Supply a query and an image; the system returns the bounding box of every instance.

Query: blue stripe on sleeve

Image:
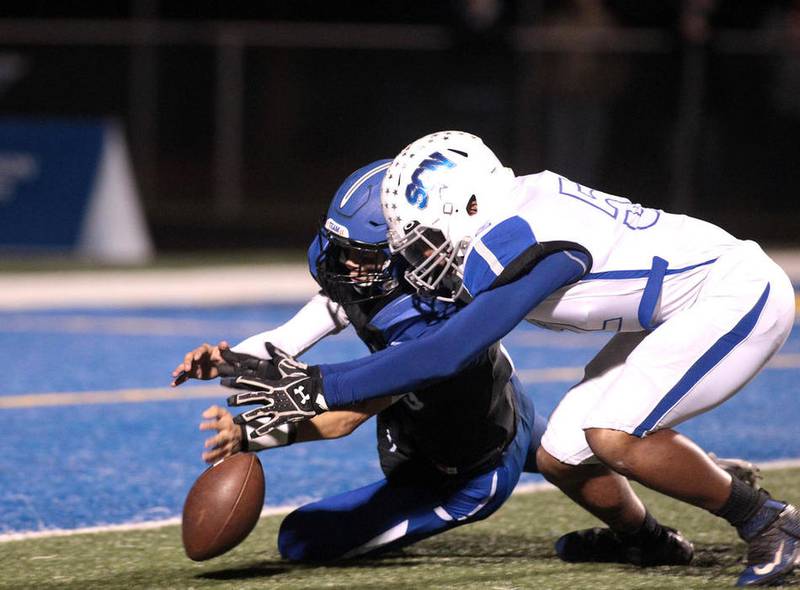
[463,248,497,298]
[633,283,770,436]
[482,216,537,265]
[463,216,537,297]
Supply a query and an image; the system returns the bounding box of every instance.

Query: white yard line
[0,253,797,311]
[0,505,293,543]
[0,314,272,336]
[0,264,317,310]
[2,459,799,544]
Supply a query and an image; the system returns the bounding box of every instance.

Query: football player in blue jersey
[174,160,557,560]
[221,134,798,586]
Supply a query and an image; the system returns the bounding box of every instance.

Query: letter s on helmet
[380,131,515,301]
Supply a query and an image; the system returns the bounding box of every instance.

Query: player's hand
[224,374,325,434]
[199,404,242,463]
[217,345,282,381]
[217,342,307,382]
[171,341,230,386]
[224,345,326,435]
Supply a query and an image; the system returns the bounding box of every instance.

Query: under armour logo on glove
[222,356,326,434]
[293,385,310,405]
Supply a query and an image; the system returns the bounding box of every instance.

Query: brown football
[181,452,265,561]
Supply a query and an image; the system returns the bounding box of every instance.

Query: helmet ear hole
[467,195,478,216]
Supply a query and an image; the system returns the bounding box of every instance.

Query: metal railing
[1,17,797,240]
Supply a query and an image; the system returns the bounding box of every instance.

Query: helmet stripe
[339,161,392,208]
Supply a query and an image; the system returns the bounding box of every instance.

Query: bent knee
[536,446,574,482]
[585,428,640,475]
[536,445,614,487]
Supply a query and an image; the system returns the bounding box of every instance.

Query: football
[181,452,265,561]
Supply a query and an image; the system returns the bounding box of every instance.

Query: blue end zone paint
[1,304,798,534]
[0,304,370,394]
[0,400,384,534]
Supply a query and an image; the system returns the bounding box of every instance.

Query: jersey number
[558,177,659,230]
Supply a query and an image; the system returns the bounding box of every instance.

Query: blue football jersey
[343,291,518,479]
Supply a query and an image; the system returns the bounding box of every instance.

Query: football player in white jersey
[226,132,798,586]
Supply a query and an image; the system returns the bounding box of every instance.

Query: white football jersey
[461,171,743,332]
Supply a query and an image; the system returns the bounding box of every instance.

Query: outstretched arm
[199,397,392,463]
[232,293,349,359]
[172,293,348,385]
[319,250,586,407]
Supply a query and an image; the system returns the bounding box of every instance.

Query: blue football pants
[278,386,546,561]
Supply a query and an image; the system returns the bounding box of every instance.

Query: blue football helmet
[308,160,400,304]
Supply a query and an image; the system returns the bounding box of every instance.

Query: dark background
[2,0,798,252]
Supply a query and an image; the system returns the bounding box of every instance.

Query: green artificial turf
[3,469,798,589]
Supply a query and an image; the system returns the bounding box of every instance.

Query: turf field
[1,275,798,589]
[2,468,799,590]
[2,304,799,535]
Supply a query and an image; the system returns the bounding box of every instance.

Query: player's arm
[294,397,393,441]
[232,292,349,359]
[319,250,587,407]
[171,293,348,386]
[199,398,392,463]
[218,250,588,428]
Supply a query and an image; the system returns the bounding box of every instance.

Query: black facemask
[315,230,400,305]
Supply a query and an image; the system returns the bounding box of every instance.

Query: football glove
[240,421,297,452]
[223,344,327,435]
[218,344,292,381]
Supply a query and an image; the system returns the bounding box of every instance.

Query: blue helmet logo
[405,151,455,210]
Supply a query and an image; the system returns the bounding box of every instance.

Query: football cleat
[555,525,694,566]
[736,501,800,586]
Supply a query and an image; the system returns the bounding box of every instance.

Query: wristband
[241,422,298,452]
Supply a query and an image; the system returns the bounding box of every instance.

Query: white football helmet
[381,131,515,300]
